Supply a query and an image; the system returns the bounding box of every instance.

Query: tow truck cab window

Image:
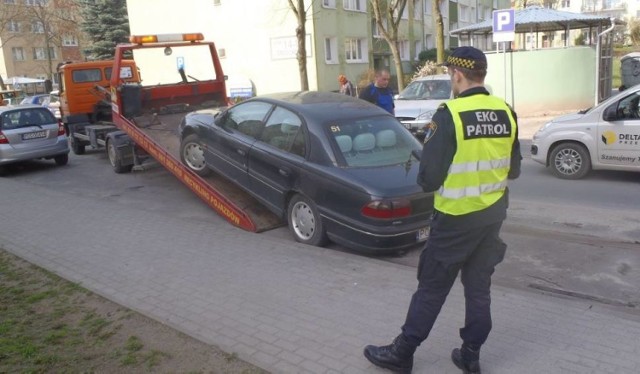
[72,69,102,83]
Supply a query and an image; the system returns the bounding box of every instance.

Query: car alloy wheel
[550,142,591,180]
[287,194,328,247]
[180,134,211,177]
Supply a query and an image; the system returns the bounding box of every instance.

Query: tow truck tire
[549,142,591,180]
[54,154,68,166]
[287,194,328,247]
[70,137,85,155]
[180,134,211,177]
[107,139,133,174]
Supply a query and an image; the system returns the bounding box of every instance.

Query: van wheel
[180,134,211,177]
[287,194,328,247]
[54,154,68,166]
[549,143,591,179]
[70,137,85,155]
[107,139,133,174]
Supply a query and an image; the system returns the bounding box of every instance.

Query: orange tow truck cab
[57,60,140,123]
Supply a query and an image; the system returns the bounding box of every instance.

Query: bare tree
[0,4,27,90]
[433,0,445,71]
[370,0,411,91]
[287,0,311,90]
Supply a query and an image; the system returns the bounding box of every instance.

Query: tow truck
[79,33,281,232]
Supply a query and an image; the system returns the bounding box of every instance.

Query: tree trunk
[433,0,445,73]
[0,76,6,91]
[390,42,405,91]
[290,0,309,91]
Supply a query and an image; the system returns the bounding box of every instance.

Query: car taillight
[57,120,65,136]
[361,199,412,219]
[0,131,7,144]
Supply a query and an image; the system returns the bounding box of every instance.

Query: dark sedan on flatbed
[178,91,433,252]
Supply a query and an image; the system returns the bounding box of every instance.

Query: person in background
[359,69,394,114]
[363,46,522,374]
[338,74,356,97]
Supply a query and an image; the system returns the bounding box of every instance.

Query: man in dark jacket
[363,46,522,374]
[359,68,395,114]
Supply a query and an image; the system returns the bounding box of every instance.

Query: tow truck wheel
[180,134,211,177]
[107,139,133,174]
[287,194,328,247]
[70,137,85,155]
[549,142,591,180]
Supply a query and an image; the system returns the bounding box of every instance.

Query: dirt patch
[0,249,268,374]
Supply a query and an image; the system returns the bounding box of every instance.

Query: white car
[394,74,451,139]
[531,84,640,179]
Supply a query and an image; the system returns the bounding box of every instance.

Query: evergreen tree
[79,0,129,60]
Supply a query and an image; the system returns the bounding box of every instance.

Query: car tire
[549,142,591,180]
[70,137,85,155]
[180,134,211,177]
[107,139,133,174]
[54,154,68,166]
[287,194,328,247]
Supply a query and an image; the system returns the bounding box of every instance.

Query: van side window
[73,69,102,83]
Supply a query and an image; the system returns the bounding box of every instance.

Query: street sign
[492,9,515,43]
[176,56,185,70]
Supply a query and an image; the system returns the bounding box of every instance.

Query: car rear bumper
[0,137,69,165]
[323,213,431,252]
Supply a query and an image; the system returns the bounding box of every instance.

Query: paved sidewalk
[1,178,639,374]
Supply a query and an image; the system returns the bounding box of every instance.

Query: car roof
[0,104,52,113]
[250,91,391,122]
[410,74,450,82]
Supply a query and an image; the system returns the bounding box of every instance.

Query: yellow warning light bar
[129,33,204,44]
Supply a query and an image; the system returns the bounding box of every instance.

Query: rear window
[1,108,56,130]
[328,116,421,167]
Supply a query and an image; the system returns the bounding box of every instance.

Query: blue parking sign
[176,56,185,70]
[493,9,515,33]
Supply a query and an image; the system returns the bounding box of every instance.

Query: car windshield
[397,79,451,100]
[328,116,421,167]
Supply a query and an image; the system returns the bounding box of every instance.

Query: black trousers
[401,219,507,355]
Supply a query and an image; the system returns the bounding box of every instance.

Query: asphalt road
[4,145,640,315]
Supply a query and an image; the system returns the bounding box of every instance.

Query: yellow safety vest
[434,94,517,216]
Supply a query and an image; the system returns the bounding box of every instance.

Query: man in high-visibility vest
[364,46,522,374]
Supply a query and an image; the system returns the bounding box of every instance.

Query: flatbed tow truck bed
[129,111,283,232]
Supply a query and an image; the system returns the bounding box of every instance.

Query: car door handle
[278,167,291,177]
[236,148,246,156]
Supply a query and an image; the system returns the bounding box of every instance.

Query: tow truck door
[598,90,640,168]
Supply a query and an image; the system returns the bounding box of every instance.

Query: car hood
[549,112,586,124]
[339,161,425,197]
[394,99,445,119]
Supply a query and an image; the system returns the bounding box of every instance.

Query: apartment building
[127,0,509,95]
[0,0,85,92]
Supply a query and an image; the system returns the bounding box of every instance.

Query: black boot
[363,334,415,374]
[451,347,481,374]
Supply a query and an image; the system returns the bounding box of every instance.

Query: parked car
[179,91,433,252]
[0,104,69,175]
[394,74,451,139]
[20,94,49,106]
[531,83,640,179]
[41,90,61,119]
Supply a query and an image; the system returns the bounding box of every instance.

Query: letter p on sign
[492,9,515,42]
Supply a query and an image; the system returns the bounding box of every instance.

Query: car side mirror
[602,104,618,122]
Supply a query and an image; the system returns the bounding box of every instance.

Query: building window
[32,21,44,33]
[8,20,19,32]
[372,18,387,38]
[33,47,55,60]
[414,40,422,61]
[560,0,570,7]
[218,48,226,58]
[324,37,337,64]
[62,34,78,46]
[12,47,25,61]
[26,0,46,5]
[213,0,221,5]
[344,38,367,62]
[414,0,422,20]
[343,0,365,12]
[5,0,17,5]
[425,34,433,49]
[323,0,336,8]
[459,5,469,22]
[424,0,432,15]
[399,40,410,61]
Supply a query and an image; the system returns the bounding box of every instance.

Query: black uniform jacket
[417,86,522,229]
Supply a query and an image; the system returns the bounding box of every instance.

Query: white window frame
[32,21,44,33]
[399,40,410,61]
[8,20,19,32]
[33,47,46,60]
[12,47,25,61]
[344,38,367,63]
[323,0,336,8]
[343,0,365,12]
[372,18,387,38]
[560,0,570,8]
[62,34,78,46]
[459,4,469,22]
[325,37,338,64]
